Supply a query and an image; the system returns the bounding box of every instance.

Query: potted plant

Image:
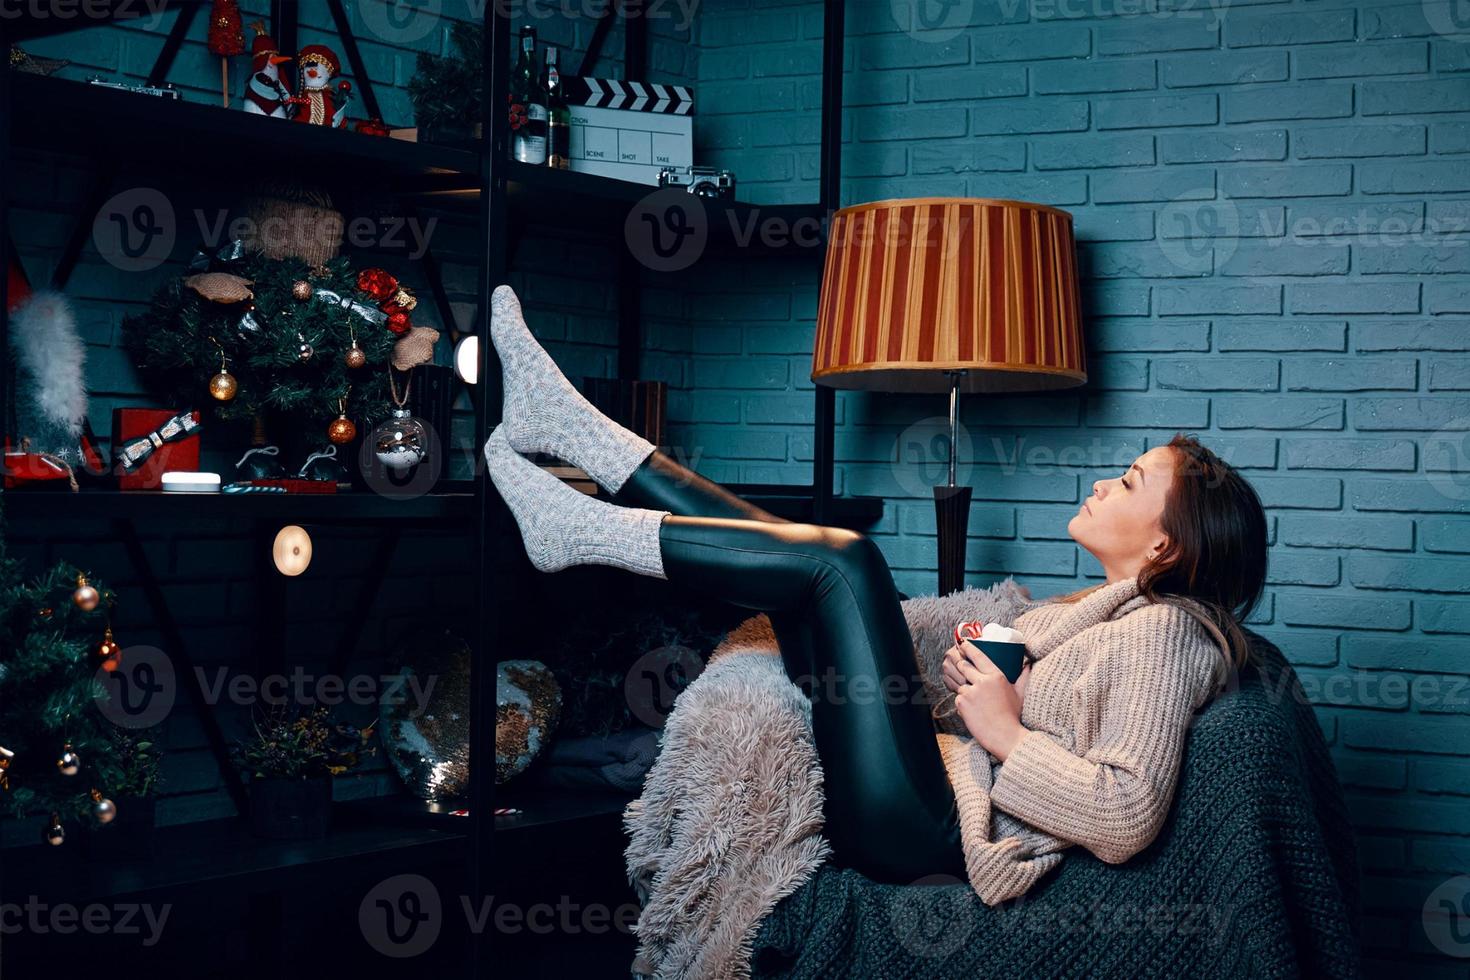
[230,705,375,840]
[80,730,163,861]
[407,20,483,147]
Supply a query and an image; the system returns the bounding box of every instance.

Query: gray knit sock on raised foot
[484,425,669,578]
[490,284,655,493]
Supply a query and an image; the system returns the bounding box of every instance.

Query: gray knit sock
[491,284,656,493]
[484,424,669,578]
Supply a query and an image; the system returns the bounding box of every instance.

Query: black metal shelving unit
[1,2,860,971]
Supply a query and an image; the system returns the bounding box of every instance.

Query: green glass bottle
[543,44,570,170]
[509,26,546,164]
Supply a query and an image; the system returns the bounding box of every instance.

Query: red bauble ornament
[207,0,245,55]
[386,311,411,335]
[357,268,398,302]
[355,117,390,137]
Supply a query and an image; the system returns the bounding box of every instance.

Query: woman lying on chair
[482,284,1269,884]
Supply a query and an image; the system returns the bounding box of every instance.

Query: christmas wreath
[123,245,428,433]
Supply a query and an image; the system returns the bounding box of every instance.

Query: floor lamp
[811,197,1088,596]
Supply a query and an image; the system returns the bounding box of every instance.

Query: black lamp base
[934,484,972,597]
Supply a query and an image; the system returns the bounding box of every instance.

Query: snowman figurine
[242,22,292,117]
[291,44,352,128]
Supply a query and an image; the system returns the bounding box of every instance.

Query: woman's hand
[943,642,1030,761]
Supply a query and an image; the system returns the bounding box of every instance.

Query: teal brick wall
[8,1,1470,970]
[668,1,1470,973]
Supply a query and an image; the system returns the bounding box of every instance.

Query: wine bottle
[544,44,570,170]
[509,26,547,165]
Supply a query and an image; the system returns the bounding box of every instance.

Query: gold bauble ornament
[209,369,238,402]
[344,343,366,369]
[72,575,100,611]
[91,789,117,825]
[44,813,65,846]
[57,743,80,776]
[327,415,357,445]
[292,280,313,301]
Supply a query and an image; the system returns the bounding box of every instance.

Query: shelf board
[2,799,467,903]
[0,488,475,525]
[494,783,636,834]
[414,162,828,254]
[505,163,828,254]
[8,73,481,188]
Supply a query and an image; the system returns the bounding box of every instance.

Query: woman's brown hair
[1050,433,1269,672]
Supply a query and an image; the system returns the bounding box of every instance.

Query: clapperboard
[562,77,694,186]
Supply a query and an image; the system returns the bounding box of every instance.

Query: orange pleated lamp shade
[812,197,1087,394]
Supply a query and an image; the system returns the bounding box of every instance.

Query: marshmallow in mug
[954,620,1027,647]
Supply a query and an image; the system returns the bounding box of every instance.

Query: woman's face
[1068,446,1177,583]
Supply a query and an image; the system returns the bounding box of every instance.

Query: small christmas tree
[0,504,157,843]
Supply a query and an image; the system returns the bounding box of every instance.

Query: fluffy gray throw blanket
[623,578,1033,979]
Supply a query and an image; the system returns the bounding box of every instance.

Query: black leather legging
[614,451,966,883]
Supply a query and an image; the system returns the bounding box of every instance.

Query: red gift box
[111,408,202,490]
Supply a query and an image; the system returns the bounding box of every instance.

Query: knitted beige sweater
[933,576,1231,905]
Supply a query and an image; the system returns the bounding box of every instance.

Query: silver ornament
[57,744,80,776]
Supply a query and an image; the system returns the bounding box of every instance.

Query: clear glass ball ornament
[372,408,428,471]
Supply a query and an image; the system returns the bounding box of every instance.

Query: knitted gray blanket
[748,631,1362,979]
[623,578,1037,979]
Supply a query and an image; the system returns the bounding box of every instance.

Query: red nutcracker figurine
[291,44,352,128]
